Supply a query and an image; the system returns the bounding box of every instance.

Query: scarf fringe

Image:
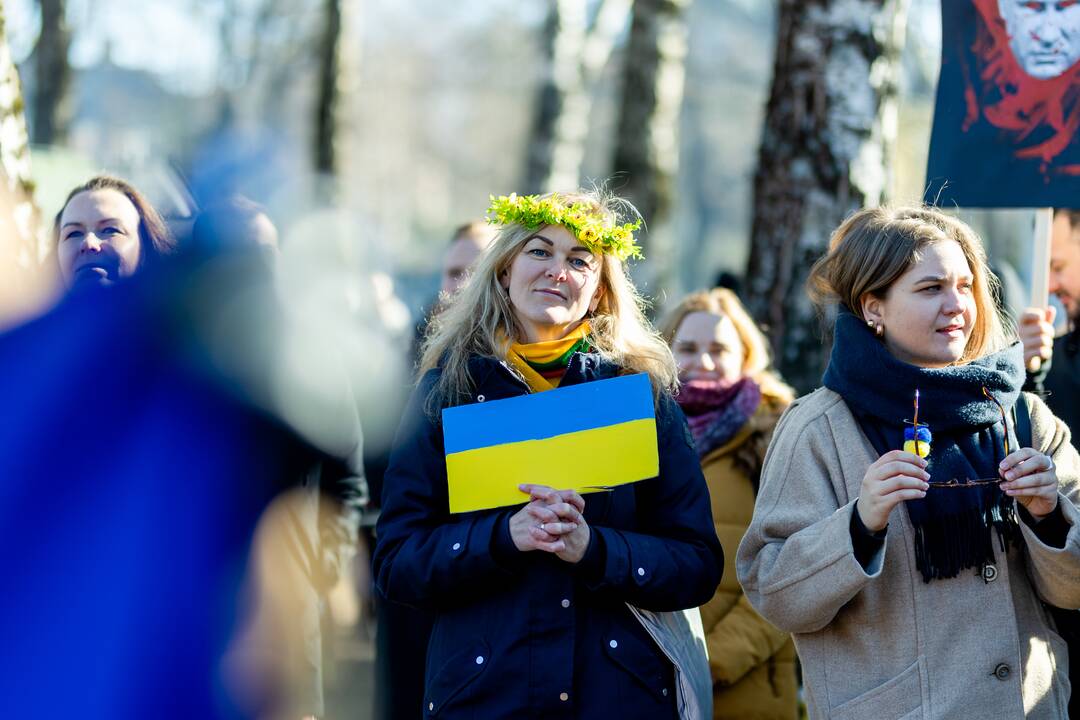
[911,487,1021,582]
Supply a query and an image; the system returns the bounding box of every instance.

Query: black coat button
[993,663,1011,681]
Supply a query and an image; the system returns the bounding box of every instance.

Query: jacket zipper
[496,360,532,394]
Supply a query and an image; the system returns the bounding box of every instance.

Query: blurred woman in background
[54,175,176,290]
[660,288,798,720]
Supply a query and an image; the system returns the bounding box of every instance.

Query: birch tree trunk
[31,0,70,146]
[745,0,908,393]
[524,0,634,194]
[0,5,46,325]
[611,0,690,251]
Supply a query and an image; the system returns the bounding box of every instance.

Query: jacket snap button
[993,663,1011,681]
[982,564,998,582]
[559,692,569,701]
[609,639,618,648]
[429,702,434,710]
[637,567,645,576]
[475,655,484,665]
[662,688,669,697]
[561,598,570,608]
[476,394,485,402]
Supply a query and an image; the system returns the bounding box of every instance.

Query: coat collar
[466,350,621,394]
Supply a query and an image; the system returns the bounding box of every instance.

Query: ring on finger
[540,523,546,532]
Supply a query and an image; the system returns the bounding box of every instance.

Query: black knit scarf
[823,310,1026,582]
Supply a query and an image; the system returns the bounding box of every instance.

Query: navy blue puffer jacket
[373,352,724,719]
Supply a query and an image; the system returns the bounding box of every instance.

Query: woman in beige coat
[661,288,799,720]
[738,206,1080,719]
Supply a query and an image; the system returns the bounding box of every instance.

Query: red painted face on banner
[998,0,1080,79]
[967,0,1080,173]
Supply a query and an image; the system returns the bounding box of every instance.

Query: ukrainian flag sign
[442,373,659,514]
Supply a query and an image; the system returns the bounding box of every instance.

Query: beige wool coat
[737,388,1080,720]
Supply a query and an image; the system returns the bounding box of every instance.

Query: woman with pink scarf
[660,288,798,720]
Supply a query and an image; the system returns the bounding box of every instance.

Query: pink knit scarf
[676,377,762,459]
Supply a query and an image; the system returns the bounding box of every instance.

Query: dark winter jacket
[1042,328,1080,447]
[373,352,724,719]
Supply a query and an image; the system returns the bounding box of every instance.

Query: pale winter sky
[8,0,220,93]
[4,0,545,96]
[6,0,942,97]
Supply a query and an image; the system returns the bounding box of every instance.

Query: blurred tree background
[0,0,44,325]
[3,0,1041,381]
[1,0,1040,348]
[5,0,778,308]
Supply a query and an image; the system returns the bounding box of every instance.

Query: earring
[866,319,884,337]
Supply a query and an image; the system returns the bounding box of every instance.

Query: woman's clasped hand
[509,484,590,563]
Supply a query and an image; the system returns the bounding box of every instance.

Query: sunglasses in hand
[920,387,1011,490]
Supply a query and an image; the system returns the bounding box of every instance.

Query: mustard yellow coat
[700,393,798,720]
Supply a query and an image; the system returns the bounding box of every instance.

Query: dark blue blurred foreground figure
[191,195,367,720]
[0,239,357,718]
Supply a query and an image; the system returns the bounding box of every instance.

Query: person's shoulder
[758,387,792,419]
[1051,330,1080,365]
[1021,390,1069,448]
[407,366,452,424]
[416,366,444,394]
[417,354,507,410]
[779,387,846,427]
[757,389,853,488]
[1021,390,1054,419]
[764,387,853,452]
[742,390,791,443]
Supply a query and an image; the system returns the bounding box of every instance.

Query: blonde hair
[807,205,1013,362]
[658,287,794,403]
[419,189,678,410]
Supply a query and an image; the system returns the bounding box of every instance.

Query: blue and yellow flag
[442,373,659,514]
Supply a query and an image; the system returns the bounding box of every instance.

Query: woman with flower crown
[372,188,723,718]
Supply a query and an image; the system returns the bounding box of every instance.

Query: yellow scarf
[506,322,591,393]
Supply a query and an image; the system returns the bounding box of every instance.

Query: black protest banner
[925,0,1080,207]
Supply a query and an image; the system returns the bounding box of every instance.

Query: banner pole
[1028,208,1052,373]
